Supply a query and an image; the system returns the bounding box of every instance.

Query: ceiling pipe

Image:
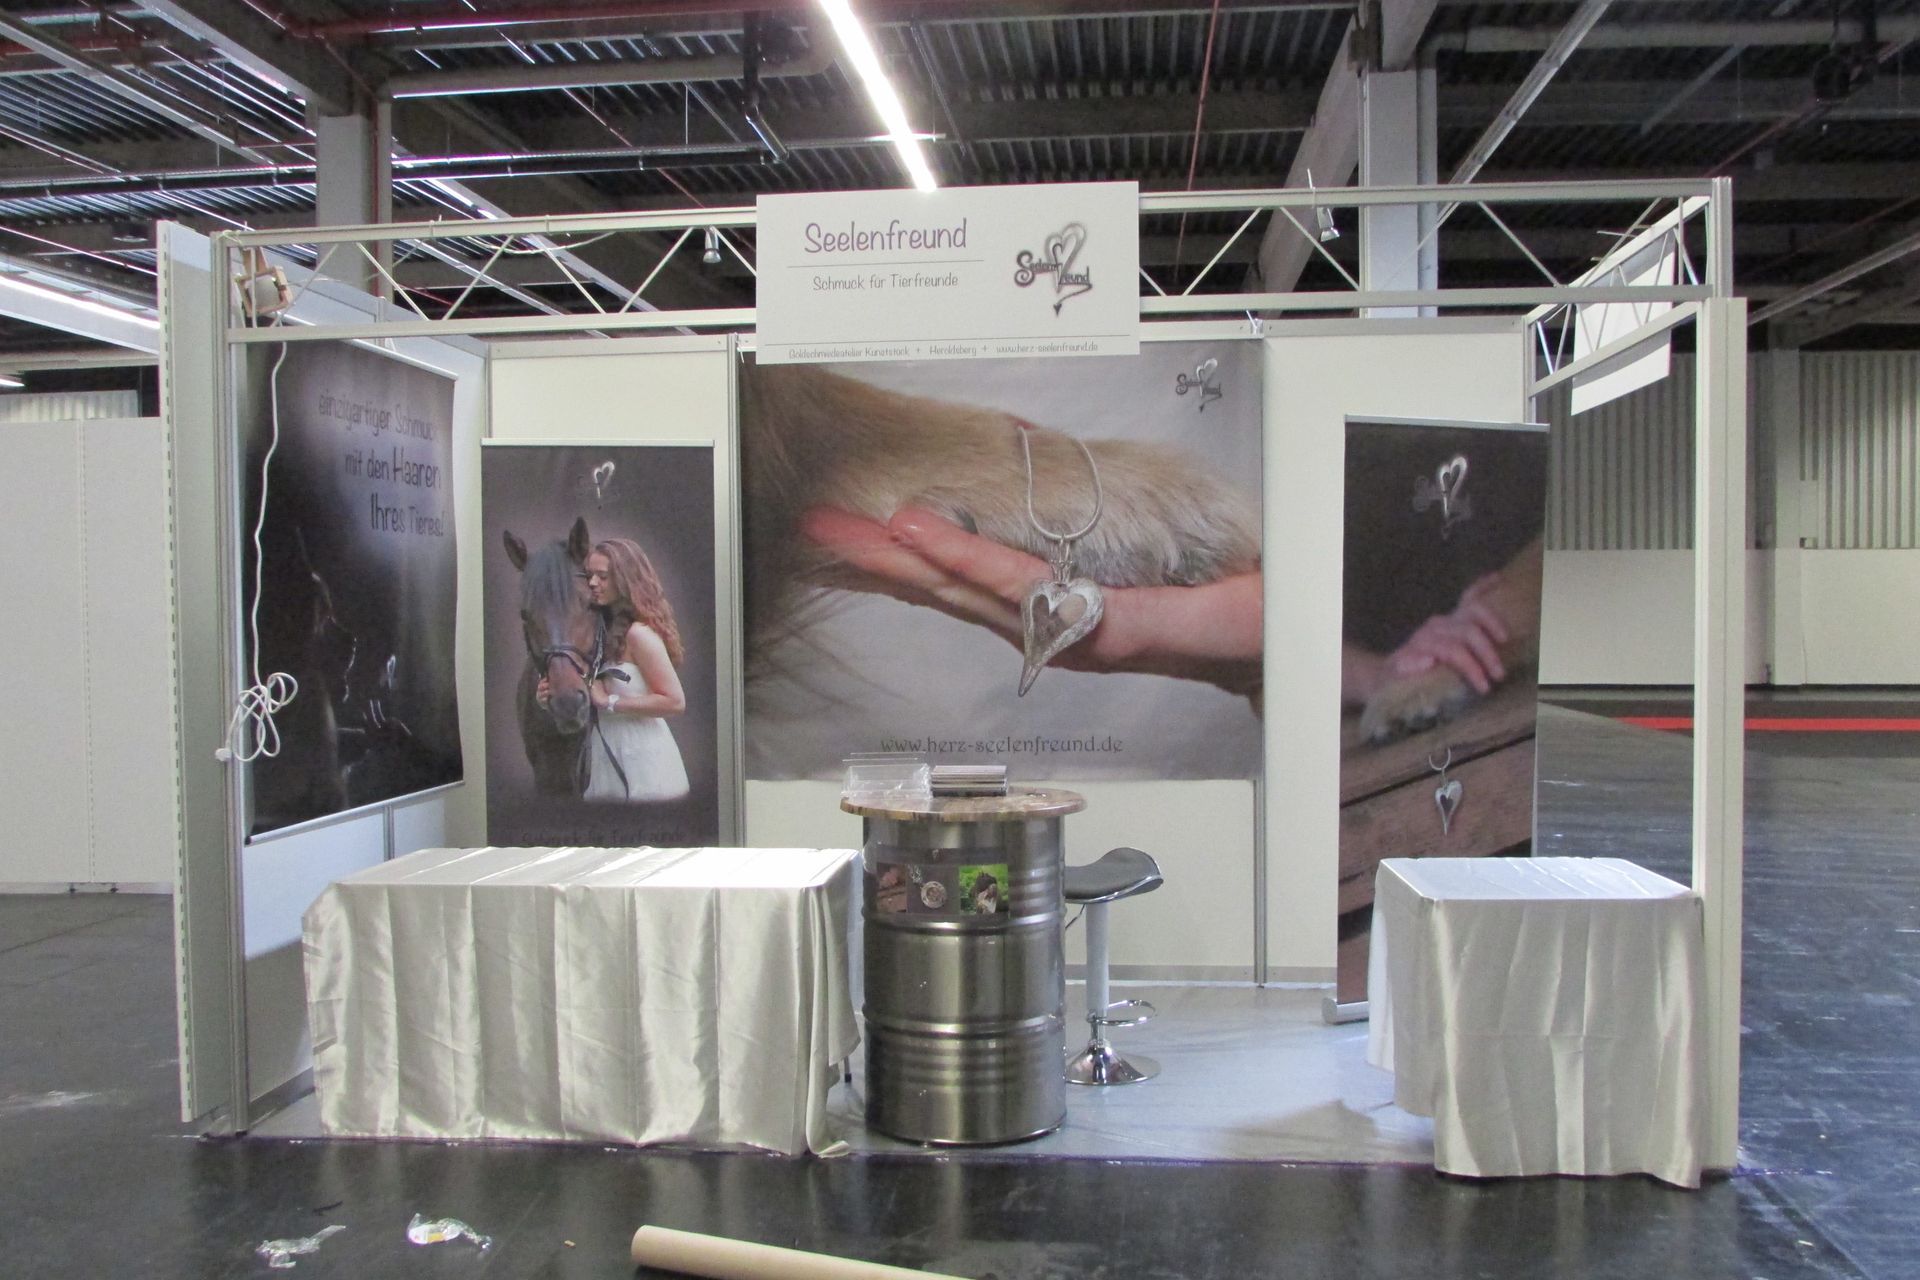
[286,0,1325,42]
[383,38,834,99]
[0,137,914,202]
[287,0,816,40]
[1427,16,1920,53]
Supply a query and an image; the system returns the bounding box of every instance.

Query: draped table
[303,845,858,1156]
[1366,856,1707,1187]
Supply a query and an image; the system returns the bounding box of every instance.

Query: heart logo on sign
[1412,452,1473,537]
[591,460,616,503]
[1046,224,1095,314]
[1434,778,1463,836]
[1018,577,1105,695]
[1175,357,1223,410]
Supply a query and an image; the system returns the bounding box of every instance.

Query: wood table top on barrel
[841,786,1087,822]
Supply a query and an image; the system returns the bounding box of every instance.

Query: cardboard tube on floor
[630,1226,963,1280]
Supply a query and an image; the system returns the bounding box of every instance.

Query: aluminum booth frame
[168,178,1745,1171]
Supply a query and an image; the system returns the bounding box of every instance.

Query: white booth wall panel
[1800,551,1920,683]
[0,426,88,883]
[1262,323,1526,979]
[748,780,1255,976]
[488,337,733,444]
[82,419,179,883]
[391,792,450,857]
[243,811,387,1097]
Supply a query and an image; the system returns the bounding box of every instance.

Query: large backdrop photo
[240,339,461,835]
[739,340,1264,782]
[481,442,721,847]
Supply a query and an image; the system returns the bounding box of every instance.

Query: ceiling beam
[135,0,361,114]
[0,13,275,160]
[1254,0,1442,293]
[1750,221,1920,326]
[1783,258,1920,343]
[1449,0,1613,184]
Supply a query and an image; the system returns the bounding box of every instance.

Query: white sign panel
[755,182,1139,364]
[1569,234,1678,415]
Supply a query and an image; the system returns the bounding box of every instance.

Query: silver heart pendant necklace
[1429,746,1463,837]
[1015,422,1104,695]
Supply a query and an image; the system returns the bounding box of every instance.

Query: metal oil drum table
[841,787,1085,1145]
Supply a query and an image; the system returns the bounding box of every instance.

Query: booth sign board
[755,182,1140,365]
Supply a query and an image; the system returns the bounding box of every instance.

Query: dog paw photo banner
[739,341,1263,782]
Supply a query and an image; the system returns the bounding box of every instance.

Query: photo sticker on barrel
[959,864,1009,915]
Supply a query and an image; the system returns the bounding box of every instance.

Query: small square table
[1366,856,1706,1186]
[304,845,858,1156]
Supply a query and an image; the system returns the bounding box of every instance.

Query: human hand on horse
[535,676,552,709]
[800,504,1263,698]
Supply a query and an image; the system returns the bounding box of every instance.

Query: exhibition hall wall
[1537,350,1920,686]
[0,415,176,888]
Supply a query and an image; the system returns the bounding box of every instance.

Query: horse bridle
[525,613,632,797]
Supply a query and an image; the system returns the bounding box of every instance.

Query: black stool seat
[1064,847,1163,905]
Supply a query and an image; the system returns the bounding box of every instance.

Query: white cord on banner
[217,337,300,763]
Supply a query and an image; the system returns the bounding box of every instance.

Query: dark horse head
[503,516,602,794]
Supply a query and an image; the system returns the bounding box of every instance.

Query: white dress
[582,661,691,803]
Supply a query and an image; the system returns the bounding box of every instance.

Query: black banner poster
[241,341,461,836]
[481,443,721,847]
[1336,418,1550,1003]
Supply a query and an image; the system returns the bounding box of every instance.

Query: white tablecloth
[1366,857,1706,1186]
[303,845,858,1156]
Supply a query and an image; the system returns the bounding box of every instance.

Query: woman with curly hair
[580,536,690,803]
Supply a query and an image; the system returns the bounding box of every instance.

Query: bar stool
[1063,846,1164,1086]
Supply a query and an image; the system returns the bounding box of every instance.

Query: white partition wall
[163,222,489,1127]
[1261,320,1529,979]
[0,416,176,889]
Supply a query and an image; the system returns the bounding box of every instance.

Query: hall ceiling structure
[2,0,1919,361]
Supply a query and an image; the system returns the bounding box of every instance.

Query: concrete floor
[1,702,1915,1278]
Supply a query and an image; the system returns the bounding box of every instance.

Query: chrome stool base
[1066,1043,1159,1086]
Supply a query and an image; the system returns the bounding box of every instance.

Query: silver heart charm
[1434,778,1464,836]
[1019,577,1105,695]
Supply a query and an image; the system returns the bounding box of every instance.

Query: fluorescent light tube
[0,274,160,329]
[817,0,938,191]
[0,373,23,389]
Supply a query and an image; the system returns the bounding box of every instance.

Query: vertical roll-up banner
[240,340,460,836]
[481,443,721,848]
[1336,418,1551,1004]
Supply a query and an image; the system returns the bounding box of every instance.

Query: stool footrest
[1090,998,1154,1029]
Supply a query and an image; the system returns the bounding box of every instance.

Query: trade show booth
[158,178,1746,1186]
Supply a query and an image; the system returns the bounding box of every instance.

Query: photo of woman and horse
[481,443,719,848]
